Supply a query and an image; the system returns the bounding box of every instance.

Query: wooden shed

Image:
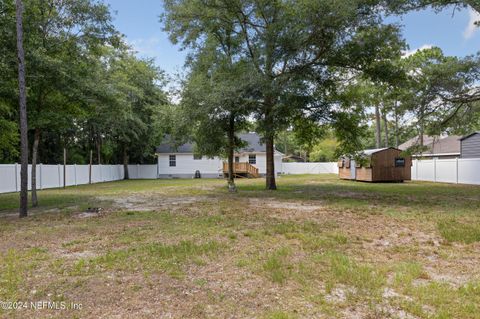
[338,148,411,182]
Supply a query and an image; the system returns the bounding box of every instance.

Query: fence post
[74,164,77,186]
[100,164,103,182]
[39,163,42,190]
[137,164,140,179]
[63,148,66,188]
[15,163,18,192]
[58,164,61,187]
[433,158,437,182]
[415,159,418,180]
[89,150,92,184]
[455,157,459,184]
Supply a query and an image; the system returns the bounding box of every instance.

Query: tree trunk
[31,128,41,207]
[419,104,425,150]
[265,134,277,190]
[264,96,277,190]
[96,136,101,164]
[227,114,236,192]
[382,106,389,147]
[16,0,28,218]
[123,146,129,180]
[394,101,399,148]
[375,104,381,149]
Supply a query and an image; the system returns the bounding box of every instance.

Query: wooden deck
[222,162,260,178]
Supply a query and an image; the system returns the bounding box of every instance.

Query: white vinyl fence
[280,162,338,175]
[2,158,477,194]
[412,158,480,185]
[0,164,125,194]
[127,164,158,179]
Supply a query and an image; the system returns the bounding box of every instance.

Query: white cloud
[127,37,161,58]
[463,8,480,40]
[402,44,433,58]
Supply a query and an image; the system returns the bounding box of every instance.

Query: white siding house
[155,133,283,178]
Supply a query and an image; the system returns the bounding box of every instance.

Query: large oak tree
[162,0,405,189]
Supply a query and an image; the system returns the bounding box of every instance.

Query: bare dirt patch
[98,194,211,212]
[248,197,325,215]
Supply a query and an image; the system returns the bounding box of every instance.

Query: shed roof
[362,148,389,155]
[156,132,276,154]
[340,147,400,159]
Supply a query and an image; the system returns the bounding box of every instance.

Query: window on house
[235,156,240,163]
[169,155,176,167]
[248,154,256,164]
[193,154,202,160]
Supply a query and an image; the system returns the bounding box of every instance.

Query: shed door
[350,160,356,180]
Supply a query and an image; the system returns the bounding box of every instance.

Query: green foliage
[401,47,480,135]
[89,48,169,163]
[0,103,18,163]
[310,137,339,162]
[179,38,257,159]
[0,0,171,165]
[162,0,407,188]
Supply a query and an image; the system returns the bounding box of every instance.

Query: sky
[103,0,480,77]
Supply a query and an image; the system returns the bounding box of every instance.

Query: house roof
[428,135,461,154]
[156,132,277,154]
[398,135,435,151]
[237,133,266,153]
[399,135,461,156]
[460,132,480,141]
[156,140,195,153]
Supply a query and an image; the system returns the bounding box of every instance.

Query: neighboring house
[398,135,435,152]
[155,133,283,178]
[399,135,461,159]
[460,132,480,158]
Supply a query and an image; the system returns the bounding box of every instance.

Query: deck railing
[222,162,259,177]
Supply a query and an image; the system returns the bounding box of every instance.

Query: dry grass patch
[0,175,480,318]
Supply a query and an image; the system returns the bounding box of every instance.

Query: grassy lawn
[0,175,479,318]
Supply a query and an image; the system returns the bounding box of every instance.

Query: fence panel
[281,162,338,175]
[76,165,90,185]
[40,165,61,189]
[412,158,480,185]
[0,165,17,193]
[458,158,480,185]
[415,160,435,181]
[435,159,457,183]
[128,165,157,179]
